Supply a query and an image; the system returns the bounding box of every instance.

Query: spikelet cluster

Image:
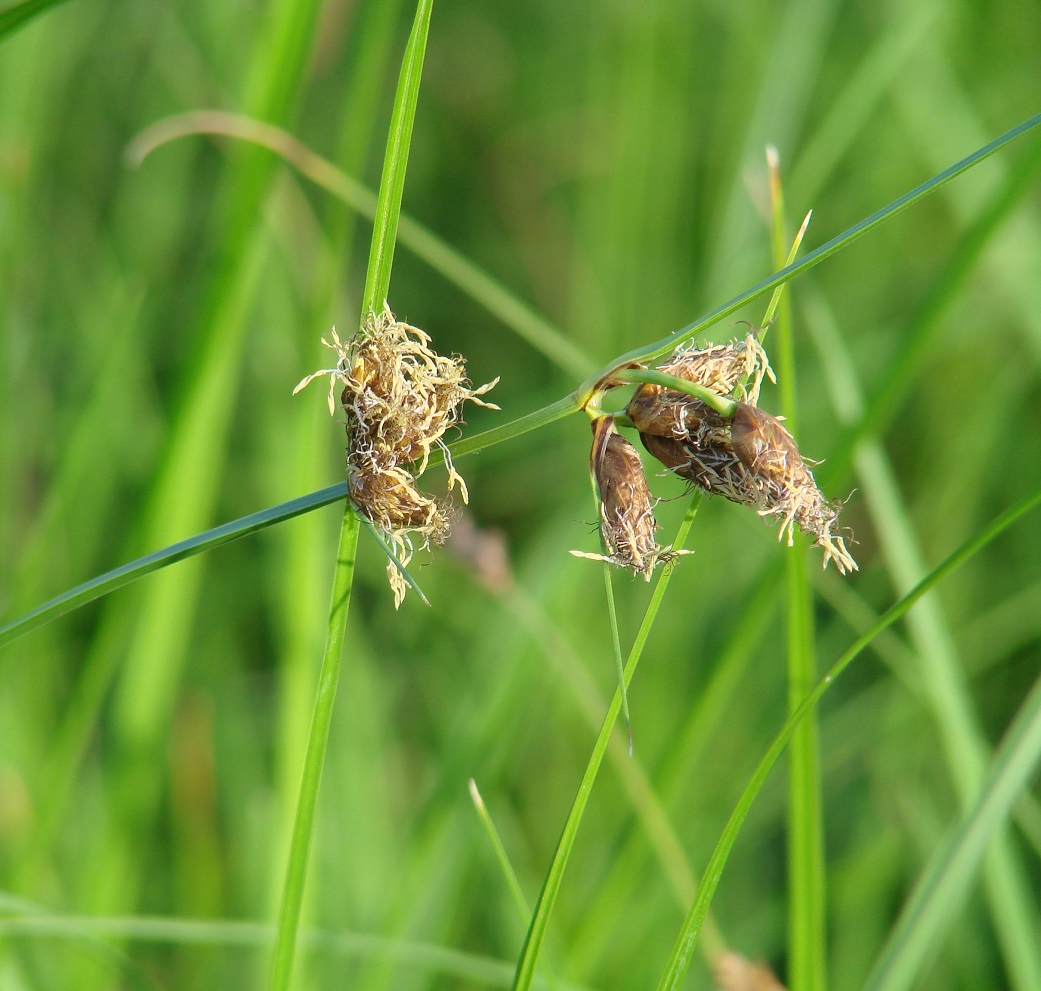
[569,416,683,580]
[294,305,499,605]
[626,333,856,574]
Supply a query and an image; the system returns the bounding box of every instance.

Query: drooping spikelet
[570,416,674,580]
[729,402,856,573]
[294,304,499,605]
[628,334,856,574]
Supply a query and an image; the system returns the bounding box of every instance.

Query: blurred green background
[2,0,1041,988]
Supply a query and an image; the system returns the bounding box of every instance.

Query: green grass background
[2,0,1041,989]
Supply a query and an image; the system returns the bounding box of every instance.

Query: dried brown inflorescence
[570,416,675,580]
[626,333,857,574]
[294,304,499,605]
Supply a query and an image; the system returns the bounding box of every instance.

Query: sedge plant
[4,2,1041,989]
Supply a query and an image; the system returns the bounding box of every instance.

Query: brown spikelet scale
[627,334,857,574]
[570,416,688,579]
[294,304,499,605]
[730,402,857,573]
[628,332,774,442]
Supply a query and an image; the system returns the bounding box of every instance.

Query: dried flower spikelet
[570,416,681,580]
[729,402,857,574]
[628,332,774,441]
[294,304,499,605]
[626,334,856,574]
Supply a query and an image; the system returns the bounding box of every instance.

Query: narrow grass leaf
[361,0,433,313]
[128,112,593,378]
[268,3,433,988]
[654,485,1041,991]
[0,484,346,650]
[511,496,701,991]
[863,669,1041,991]
[0,0,72,40]
[576,110,1041,396]
[360,517,431,607]
[0,910,595,990]
[469,779,532,924]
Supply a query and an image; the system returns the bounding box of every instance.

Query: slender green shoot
[767,146,825,991]
[468,778,532,924]
[511,495,702,991]
[360,518,431,607]
[654,484,1041,991]
[268,2,433,988]
[614,368,738,418]
[268,511,361,991]
[600,561,632,756]
[0,485,346,650]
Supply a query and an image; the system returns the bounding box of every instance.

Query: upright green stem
[268,1,433,987]
[269,511,360,990]
[768,147,826,991]
[511,497,701,991]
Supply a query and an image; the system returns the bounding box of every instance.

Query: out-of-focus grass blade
[0,907,595,990]
[654,485,1041,991]
[128,112,593,378]
[863,669,1041,991]
[469,779,531,924]
[577,110,1041,390]
[0,0,72,40]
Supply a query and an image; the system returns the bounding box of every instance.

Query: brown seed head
[730,403,857,573]
[571,416,683,580]
[628,332,773,442]
[628,333,857,574]
[294,304,499,605]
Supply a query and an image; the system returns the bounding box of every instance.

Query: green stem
[269,2,433,987]
[511,496,702,991]
[577,111,1041,398]
[655,485,1041,990]
[614,368,737,418]
[269,510,360,990]
[768,152,826,991]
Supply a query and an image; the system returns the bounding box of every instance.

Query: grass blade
[654,485,1041,991]
[766,147,826,991]
[511,496,702,991]
[127,112,593,379]
[863,669,1041,991]
[268,2,434,988]
[0,485,346,650]
[575,110,1041,397]
[0,0,71,40]
[361,0,432,313]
